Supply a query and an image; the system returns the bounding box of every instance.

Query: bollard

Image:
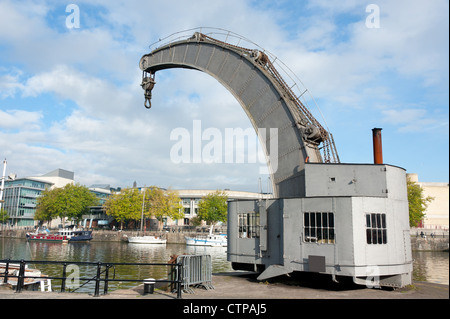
[143,278,155,295]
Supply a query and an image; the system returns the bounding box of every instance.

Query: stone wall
[2,229,448,250]
[411,237,449,252]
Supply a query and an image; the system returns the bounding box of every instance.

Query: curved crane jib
[139,31,339,197]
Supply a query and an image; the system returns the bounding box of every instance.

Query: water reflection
[412,251,449,285]
[1,238,447,293]
[1,238,232,293]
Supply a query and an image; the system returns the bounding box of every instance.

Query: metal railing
[0,259,183,298]
[177,254,214,293]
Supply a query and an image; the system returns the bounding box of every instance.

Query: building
[1,169,114,228]
[81,184,113,228]
[1,165,270,229]
[2,177,53,227]
[90,188,272,230]
[2,169,75,227]
[407,173,449,230]
[168,189,272,227]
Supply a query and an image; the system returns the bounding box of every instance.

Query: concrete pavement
[0,272,448,299]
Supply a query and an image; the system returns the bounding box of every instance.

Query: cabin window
[366,213,387,244]
[304,212,335,244]
[238,212,260,239]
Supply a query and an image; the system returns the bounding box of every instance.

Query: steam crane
[139,29,412,288]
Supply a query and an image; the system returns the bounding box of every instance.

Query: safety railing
[0,259,183,298]
[177,254,214,293]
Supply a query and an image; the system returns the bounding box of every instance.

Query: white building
[175,189,272,226]
[407,173,449,230]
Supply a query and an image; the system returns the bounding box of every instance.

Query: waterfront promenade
[0,272,448,299]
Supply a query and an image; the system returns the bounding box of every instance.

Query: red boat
[26,228,93,242]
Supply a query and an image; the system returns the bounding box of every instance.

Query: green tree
[104,187,142,230]
[145,187,184,230]
[407,177,434,227]
[0,208,9,225]
[35,187,63,224]
[61,183,99,224]
[35,184,98,226]
[197,190,228,227]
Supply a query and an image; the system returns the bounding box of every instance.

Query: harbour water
[0,238,232,293]
[1,238,448,293]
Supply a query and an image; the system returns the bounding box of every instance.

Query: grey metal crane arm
[139,32,339,197]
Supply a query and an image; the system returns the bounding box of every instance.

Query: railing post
[15,260,26,293]
[177,262,182,299]
[61,263,67,292]
[3,259,10,284]
[94,262,102,297]
[103,264,110,295]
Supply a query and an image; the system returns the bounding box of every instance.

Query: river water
[1,238,448,293]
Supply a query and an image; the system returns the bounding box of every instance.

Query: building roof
[41,168,74,180]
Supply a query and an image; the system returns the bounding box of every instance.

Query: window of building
[366,213,387,244]
[304,212,335,244]
[238,212,260,238]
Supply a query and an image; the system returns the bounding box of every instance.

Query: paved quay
[0,272,448,299]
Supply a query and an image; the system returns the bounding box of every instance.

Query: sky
[0,0,448,193]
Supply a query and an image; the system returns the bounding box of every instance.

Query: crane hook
[141,71,156,109]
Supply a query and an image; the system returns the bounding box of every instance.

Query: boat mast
[140,188,145,234]
[0,159,7,212]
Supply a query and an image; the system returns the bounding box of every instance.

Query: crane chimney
[372,128,383,164]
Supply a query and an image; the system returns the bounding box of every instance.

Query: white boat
[185,234,227,246]
[127,235,167,244]
[0,263,52,291]
[126,191,167,244]
[185,226,227,247]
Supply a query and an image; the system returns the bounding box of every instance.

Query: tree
[35,184,98,226]
[407,177,434,227]
[145,187,184,230]
[35,187,63,225]
[104,187,142,230]
[0,208,9,225]
[197,190,228,227]
[61,183,99,224]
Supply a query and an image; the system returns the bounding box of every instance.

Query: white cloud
[0,109,42,130]
[0,70,24,98]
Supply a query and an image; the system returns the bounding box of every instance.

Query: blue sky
[0,0,448,192]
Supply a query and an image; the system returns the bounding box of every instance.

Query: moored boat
[185,226,227,247]
[185,234,227,247]
[26,227,93,242]
[0,263,52,291]
[127,235,167,244]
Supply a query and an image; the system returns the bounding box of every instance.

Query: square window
[304,212,335,244]
[366,213,387,244]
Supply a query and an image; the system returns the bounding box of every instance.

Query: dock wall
[0,229,200,244]
[1,229,449,250]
